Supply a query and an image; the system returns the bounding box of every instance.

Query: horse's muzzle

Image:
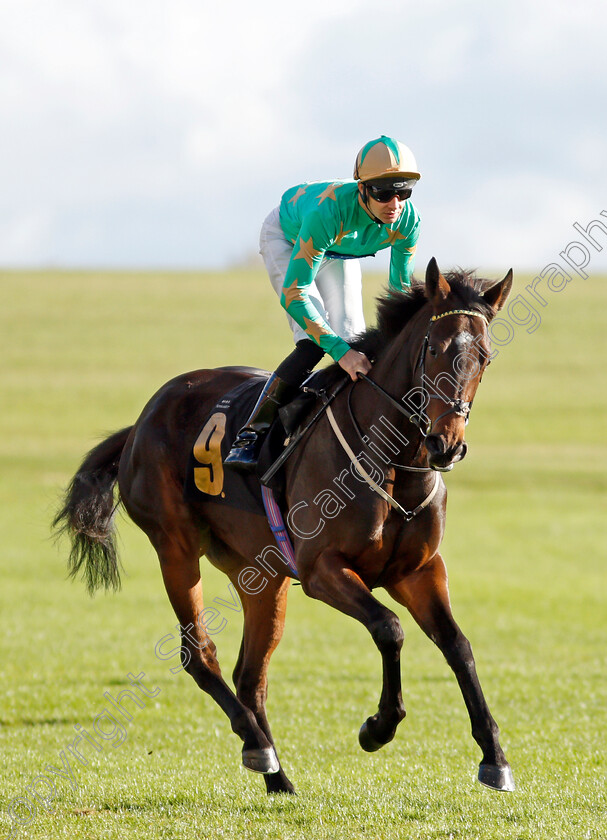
[425,435,468,471]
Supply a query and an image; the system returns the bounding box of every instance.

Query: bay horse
[54,258,515,795]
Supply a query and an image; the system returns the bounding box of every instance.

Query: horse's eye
[428,345,438,358]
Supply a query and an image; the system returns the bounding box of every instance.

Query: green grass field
[1,266,605,840]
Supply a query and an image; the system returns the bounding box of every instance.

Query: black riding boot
[224,340,325,474]
[223,374,296,473]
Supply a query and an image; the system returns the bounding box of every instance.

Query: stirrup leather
[223,374,294,473]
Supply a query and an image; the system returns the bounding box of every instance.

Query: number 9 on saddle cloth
[185,375,315,516]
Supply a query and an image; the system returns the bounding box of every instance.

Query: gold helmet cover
[354,135,421,182]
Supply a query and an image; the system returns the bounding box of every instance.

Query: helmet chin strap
[360,183,385,226]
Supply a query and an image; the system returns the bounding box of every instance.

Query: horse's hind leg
[386,554,515,791]
[229,572,295,794]
[152,528,279,776]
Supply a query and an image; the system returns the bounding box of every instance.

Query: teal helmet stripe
[359,135,401,167]
[358,139,376,168]
[379,135,401,164]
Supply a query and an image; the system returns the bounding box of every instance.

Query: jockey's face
[358,182,406,226]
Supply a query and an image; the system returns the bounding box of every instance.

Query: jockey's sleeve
[280,212,351,362]
[388,221,420,291]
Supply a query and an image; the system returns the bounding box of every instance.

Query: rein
[347,380,431,473]
[325,403,441,521]
[355,372,431,437]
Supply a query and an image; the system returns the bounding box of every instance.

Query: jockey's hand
[338,349,372,381]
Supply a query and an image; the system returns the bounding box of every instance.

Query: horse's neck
[351,313,427,463]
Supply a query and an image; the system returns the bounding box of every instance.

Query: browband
[430,309,489,325]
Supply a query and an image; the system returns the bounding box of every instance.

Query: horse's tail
[53,427,132,595]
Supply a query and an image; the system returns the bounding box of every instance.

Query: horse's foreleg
[301,550,406,751]
[154,533,278,775]
[386,554,515,791]
[230,573,295,794]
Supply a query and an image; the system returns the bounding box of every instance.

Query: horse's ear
[425,257,451,304]
[483,269,513,313]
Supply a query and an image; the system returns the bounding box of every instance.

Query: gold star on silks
[282,283,307,309]
[288,186,307,205]
[333,222,351,246]
[303,316,331,344]
[293,236,322,268]
[317,182,343,204]
[380,228,408,246]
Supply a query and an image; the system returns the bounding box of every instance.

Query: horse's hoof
[478,763,515,792]
[242,747,280,774]
[358,720,384,752]
[266,777,297,796]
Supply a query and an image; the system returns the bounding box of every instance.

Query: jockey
[224,135,421,473]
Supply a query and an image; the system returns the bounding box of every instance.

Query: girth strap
[326,405,441,521]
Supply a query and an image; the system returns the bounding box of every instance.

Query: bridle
[417,308,490,431]
[350,308,490,471]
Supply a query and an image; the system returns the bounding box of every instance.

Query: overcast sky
[1,0,606,273]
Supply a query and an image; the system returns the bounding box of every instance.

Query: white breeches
[259,206,366,347]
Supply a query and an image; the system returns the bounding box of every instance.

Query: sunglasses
[366,184,413,203]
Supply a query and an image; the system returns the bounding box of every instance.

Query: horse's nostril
[457,441,468,461]
[425,434,446,455]
[426,436,468,466]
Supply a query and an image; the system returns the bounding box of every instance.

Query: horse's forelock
[439,270,496,319]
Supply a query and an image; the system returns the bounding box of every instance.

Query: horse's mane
[314,270,494,389]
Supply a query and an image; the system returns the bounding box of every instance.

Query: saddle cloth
[185,375,313,515]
